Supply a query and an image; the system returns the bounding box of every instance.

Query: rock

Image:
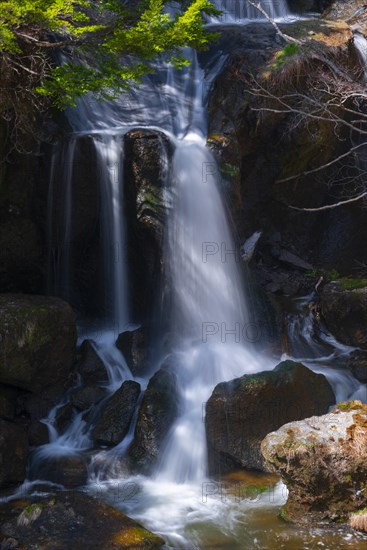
[261,400,367,525]
[277,249,313,271]
[70,385,106,411]
[116,328,148,376]
[0,219,43,294]
[124,129,171,321]
[28,421,49,446]
[30,454,88,489]
[347,350,367,382]
[92,381,141,447]
[0,492,164,549]
[321,281,367,348]
[55,402,74,433]
[76,340,108,384]
[129,367,179,473]
[0,294,77,392]
[205,360,335,474]
[0,419,28,488]
[0,385,17,420]
[241,231,262,263]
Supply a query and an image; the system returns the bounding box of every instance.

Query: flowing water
[22,1,367,548]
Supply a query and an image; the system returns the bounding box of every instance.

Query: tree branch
[287,191,367,212]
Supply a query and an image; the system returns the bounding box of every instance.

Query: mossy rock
[0,294,76,392]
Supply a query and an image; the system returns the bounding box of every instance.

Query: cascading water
[211,0,290,24]
[354,31,367,81]
[25,1,367,547]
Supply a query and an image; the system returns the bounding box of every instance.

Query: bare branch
[276,141,367,183]
[287,191,367,212]
[246,0,301,44]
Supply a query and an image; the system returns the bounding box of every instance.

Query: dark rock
[76,340,108,384]
[346,350,367,382]
[70,386,106,411]
[129,367,179,473]
[321,281,367,348]
[28,421,49,446]
[55,402,74,433]
[124,129,171,321]
[0,219,43,294]
[0,419,28,488]
[92,380,141,447]
[0,492,164,549]
[205,360,335,474]
[0,294,76,393]
[0,385,17,420]
[261,400,367,525]
[116,328,149,376]
[277,249,313,271]
[30,455,88,489]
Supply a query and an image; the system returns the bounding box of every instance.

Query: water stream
[23,1,367,548]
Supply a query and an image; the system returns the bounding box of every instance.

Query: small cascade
[354,31,367,81]
[211,0,290,24]
[94,135,128,334]
[283,294,367,403]
[47,139,76,301]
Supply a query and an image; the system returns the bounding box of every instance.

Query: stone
[0,385,16,420]
[92,380,141,447]
[129,367,179,473]
[116,328,148,376]
[321,281,367,348]
[205,360,335,474]
[0,419,28,489]
[0,492,164,549]
[0,294,76,393]
[55,402,74,433]
[70,385,106,411]
[76,340,108,384]
[28,421,49,446]
[261,400,367,525]
[30,455,88,489]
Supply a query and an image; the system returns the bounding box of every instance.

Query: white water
[36,1,367,547]
[354,32,367,82]
[211,0,291,24]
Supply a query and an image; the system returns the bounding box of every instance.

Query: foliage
[269,43,299,71]
[0,0,220,109]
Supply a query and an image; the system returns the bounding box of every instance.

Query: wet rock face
[92,380,141,447]
[261,401,367,525]
[129,367,179,473]
[124,129,171,322]
[75,340,108,385]
[116,327,149,376]
[0,419,28,489]
[205,360,335,474]
[321,281,367,348]
[0,294,76,393]
[0,492,165,549]
[29,454,88,489]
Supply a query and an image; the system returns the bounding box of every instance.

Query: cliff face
[208,16,367,280]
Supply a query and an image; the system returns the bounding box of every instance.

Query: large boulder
[129,367,179,473]
[321,281,367,348]
[92,380,141,447]
[205,360,335,474]
[0,294,77,392]
[0,492,165,549]
[0,419,28,489]
[261,401,367,525]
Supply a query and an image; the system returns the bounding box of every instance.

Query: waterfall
[94,135,128,333]
[354,32,367,82]
[38,2,367,546]
[211,0,290,24]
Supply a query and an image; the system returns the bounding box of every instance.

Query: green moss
[270,43,299,71]
[340,278,367,290]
